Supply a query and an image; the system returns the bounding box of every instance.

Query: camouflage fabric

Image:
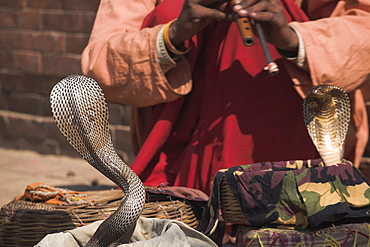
[235,222,370,247]
[200,159,370,235]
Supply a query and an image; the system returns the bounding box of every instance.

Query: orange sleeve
[287,0,370,168]
[288,0,370,95]
[81,0,192,107]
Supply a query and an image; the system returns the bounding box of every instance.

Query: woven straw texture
[220,178,250,225]
[0,190,199,247]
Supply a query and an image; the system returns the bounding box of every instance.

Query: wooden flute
[232,2,279,76]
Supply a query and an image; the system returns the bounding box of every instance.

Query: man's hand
[232,0,298,51]
[168,0,298,53]
[168,0,229,46]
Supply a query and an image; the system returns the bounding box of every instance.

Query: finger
[233,0,279,17]
[196,0,226,5]
[249,11,275,22]
[206,7,229,20]
[232,0,260,17]
[247,0,280,13]
[247,1,282,23]
[232,0,259,9]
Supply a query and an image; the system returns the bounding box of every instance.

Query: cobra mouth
[311,85,333,107]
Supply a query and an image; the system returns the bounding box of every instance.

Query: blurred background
[0,0,134,162]
[0,0,132,206]
[1,0,370,206]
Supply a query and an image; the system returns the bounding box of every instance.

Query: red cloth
[131,0,319,195]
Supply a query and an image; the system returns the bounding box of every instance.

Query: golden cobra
[303,84,350,166]
[50,74,145,247]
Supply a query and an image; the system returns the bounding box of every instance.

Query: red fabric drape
[131,0,318,195]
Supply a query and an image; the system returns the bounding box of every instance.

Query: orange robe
[81,0,370,193]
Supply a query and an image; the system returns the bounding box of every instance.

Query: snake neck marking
[303,84,350,166]
[51,74,145,247]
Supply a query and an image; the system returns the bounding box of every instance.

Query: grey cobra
[50,74,145,246]
[303,84,350,166]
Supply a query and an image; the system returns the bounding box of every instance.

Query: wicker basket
[220,178,249,225]
[142,200,199,228]
[0,189,199,247]
[218,160,370,228]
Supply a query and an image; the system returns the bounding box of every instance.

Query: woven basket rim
[0,189,200,247]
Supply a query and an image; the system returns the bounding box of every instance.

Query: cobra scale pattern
[303,84,350,166]
[50,74,145,247]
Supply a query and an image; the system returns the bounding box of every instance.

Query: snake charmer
[81,0,370,196]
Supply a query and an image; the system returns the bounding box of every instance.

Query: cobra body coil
[50,74,145,247]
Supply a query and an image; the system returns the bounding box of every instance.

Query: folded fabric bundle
[235,222,370,247]
[16,182,88,205]
[201,159,370,234]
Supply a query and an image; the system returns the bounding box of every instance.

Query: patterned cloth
[200,159,370,235]
[235,222,370,247]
